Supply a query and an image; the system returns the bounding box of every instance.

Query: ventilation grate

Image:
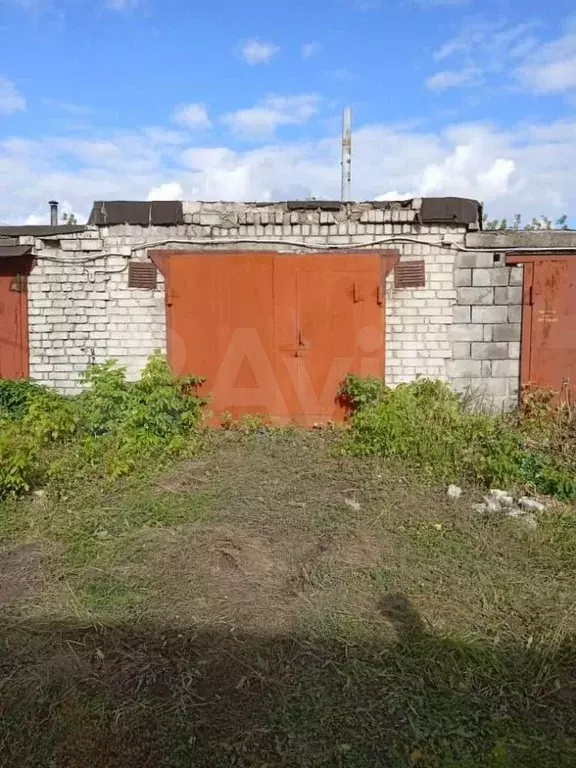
[394,260,426,289]
[128,261,158,290]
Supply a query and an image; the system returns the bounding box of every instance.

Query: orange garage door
[153,250,398,425]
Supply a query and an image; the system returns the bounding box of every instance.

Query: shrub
[0,379,47,421]
[0,354,205,499]
[341,377,576,500]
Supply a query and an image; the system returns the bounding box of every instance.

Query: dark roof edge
[85,197,482,228]
[0,244,33,258]
[0,225,87,237]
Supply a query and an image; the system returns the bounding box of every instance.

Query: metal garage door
[152,250,398,425]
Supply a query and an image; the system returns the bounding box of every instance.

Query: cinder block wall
[17,198,523,410]
[451,252,523,410]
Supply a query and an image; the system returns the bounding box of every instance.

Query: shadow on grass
[1,595,575,768]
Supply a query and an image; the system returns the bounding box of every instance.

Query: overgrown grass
[340,376,576,500]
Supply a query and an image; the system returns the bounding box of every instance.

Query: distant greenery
[483,213,570,230]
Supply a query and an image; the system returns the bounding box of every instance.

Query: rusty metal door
[522,258,576,394]
[0,258,30,379]
[154,250,397,425]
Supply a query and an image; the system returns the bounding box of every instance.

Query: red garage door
[519,257,576,398]
[152,250,398,425]
[0,257,30,380]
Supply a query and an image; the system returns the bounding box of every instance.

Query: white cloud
[238,39,279,65]
[426,68,480,92]
[0,76,26,115]
[2,115,576,224]
[147,182,184,201]
[223,94,322,138]
[172,103,211,129]
[516,25,576,93]
[301,41,322,59]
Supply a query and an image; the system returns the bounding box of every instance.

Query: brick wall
[21,199,483,399]
[450,251,523,410]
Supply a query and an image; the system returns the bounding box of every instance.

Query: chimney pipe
[49,200,59,226]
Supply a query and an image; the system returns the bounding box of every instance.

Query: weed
[340,378,576,500]
[0,353,205,500]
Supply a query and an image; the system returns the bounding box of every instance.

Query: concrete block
[495,286,523,305]
[509,342,521,359]
[453,342,471,359]
[472,269,492,287]
[457,287,494,305]
[484,378,510,396]
[456,269,472,287]
[471,342,509,360]
[450,324,484,342]
[508,306,522,323]
[453,306,471,323]
[492,323,521,342]
[471,305,508,324]
[458,252,494,269]
[492,360,520,378]
[509,267,524,286]
[447,360,485,378]
[79,240,103,252]
[483,325,493,342]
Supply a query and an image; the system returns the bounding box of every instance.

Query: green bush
[0,379,47,421]
[341,378,576,500]
[0,354,205,499]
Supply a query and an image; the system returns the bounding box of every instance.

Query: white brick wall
[23,200,472,395]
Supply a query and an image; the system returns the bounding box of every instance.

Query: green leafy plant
[340,377,576,500]
[0,353,205,499]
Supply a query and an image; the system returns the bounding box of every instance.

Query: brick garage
[3,197,574,416]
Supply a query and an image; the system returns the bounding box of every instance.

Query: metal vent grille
[394,260,426,289]
[128,261,158,290]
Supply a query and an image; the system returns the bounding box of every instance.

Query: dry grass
[1,429,576,766]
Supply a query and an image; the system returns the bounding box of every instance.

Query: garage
[152,250,399,425]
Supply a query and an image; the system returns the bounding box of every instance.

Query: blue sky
[1,0,576,223]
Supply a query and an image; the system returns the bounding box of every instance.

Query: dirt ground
[1,430,576,767]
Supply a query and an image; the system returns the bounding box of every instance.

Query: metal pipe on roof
[341,108,352,202]
[49,200,59,226]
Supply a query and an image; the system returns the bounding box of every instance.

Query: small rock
[506,509,525,519]
[344,498,361,512]
[519,497,545,513]
[33,489,46,498]
[483,496,502,513]
[489,489,514,507]
[472,503,488,514]
[447,484,462,500]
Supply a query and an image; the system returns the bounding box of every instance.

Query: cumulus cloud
[238,39,279,65]
[172,103,211,129]
[147,182,184,201]
[2,116,576,223]
[223,94,322,138]
[0,76,26,115]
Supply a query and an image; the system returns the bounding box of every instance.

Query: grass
[1,429,576,766]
